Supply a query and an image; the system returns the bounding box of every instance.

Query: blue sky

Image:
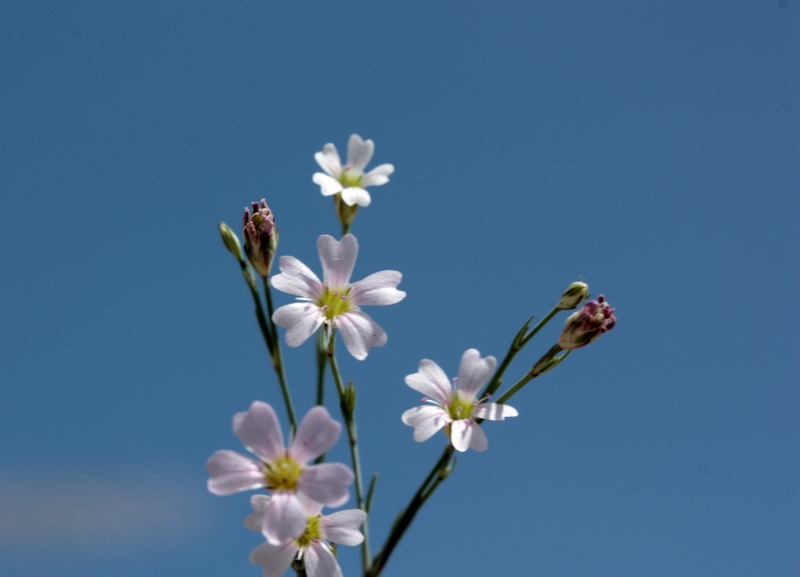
[0,2,797,576]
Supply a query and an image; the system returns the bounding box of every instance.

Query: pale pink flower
[401,349,519,452]
[312,134,394,207]
[246,494,365,577]
[206,402,354,544]
[270,234,405,360]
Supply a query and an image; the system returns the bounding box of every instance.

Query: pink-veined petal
[457,349,497,396]
[346,134,374,172]
[336,310,386,361]
[317,234,358,288]
[313,172,344,196]
[272,302,325,348]
[361,163,394,187]
[401,405,449,442]
[314,143,342,176]
[271,256,323,300]
[404,359,452,404]
[244,494,271,532]
[473,403,519,421]
[206,450,263,495]
[249,540,298,577]
[290,406,342,464]
[349,271,406,306]
[340,186,371,207]
[233,401,285,462]
[322,509,366,546]
[263,492,307,545]
[305,541,342,577]
[299,463,354,507]
[450,419,488,452]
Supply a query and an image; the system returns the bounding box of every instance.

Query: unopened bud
[342,382,357,418]
[558,281,590,310]
[558,295,616,350]
[218,221,243,260]
[243,199,279,277]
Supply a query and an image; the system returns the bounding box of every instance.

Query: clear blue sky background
[0,2,797,576]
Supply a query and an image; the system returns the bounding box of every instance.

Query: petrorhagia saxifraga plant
[209,136,617,577]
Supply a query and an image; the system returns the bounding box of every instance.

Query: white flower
[312,134,395,207]
[246,494,366,577]
[206,402,354,545]
[401,349,519,452]
[270,234,406,360]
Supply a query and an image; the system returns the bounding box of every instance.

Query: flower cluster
[210,134,617,577]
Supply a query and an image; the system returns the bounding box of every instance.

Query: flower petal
[450,419,488,452]
[263,492,308,545]
[305,541,343,577]
[249,540,298,577]
[272,302,325,348]
[346,134,374,172]
[361,163,394,187]
[317,234,358,288]
[271,255,323,300]
[322,509,366,546]
[472,403,519,421]
[290,406,342,464]
[244,494,271,532]
[206,450,263,495]
[404,359,452,404]
[314,143,341,177]
[401,405,449,442]
[336,310,386,360]
[233,401,285,462]
[457,349,497,396]
[313,172,344,196]
[340,186,371,207]
[299,463,354,507]
[349,271,406,306]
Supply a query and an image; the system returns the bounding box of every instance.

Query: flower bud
[558,295,616,350]
[243,199,279,278]
[558,281,590,310]
[218,221,243,261]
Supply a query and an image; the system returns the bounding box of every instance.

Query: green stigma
[263,454,303,491]
[339,169,363,188]
[317,284,353,321]
[295,515,322,548]
[446,390,476,421]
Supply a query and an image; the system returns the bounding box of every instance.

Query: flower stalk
[327,330,372,572]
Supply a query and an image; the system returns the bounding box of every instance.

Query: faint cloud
[0,468,212,553]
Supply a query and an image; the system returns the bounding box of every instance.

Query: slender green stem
[520,305,561,347]
[342,222,351,236]
[316,329,327,406]
[262,277,297,434]
[327,331,371,572]
[366,445,455,577]
[243,262,274,354]
[494,345,569,406]
[481,305,562,399]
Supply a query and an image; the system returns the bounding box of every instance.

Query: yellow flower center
[446,390,476,421]
[295,515,322,548]
[340,168,363,188]
[263,454,303,491]
[317,284,353,321]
